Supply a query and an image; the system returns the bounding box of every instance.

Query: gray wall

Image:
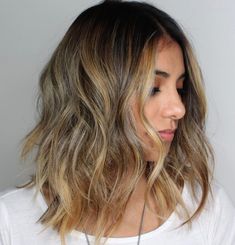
[1,0,235,203]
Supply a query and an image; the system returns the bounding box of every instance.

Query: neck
[130,175,148,202]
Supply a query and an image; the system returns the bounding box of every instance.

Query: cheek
[143,132,155,148]
[137,118,156,149]
[143,101,160,130]
[133,110,152,144]
[131,99,160,144]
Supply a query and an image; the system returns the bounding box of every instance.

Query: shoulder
[0,186,41,214]
[0,186,61,244]
[0,186,42,228]
[0,185,47,221]
[203,180,235,218]
[0,187,37,244]
[0,186,34,202]
[183,179,234,211]
[175,180,235,244]
[192,180,235,245]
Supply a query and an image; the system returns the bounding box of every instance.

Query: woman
[0,0,235,244]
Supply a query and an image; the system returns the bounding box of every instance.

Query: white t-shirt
[0,180,235,245]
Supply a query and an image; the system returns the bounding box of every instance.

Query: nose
[162,91,186,120]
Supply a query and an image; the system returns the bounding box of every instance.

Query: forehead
[154,38,185,76]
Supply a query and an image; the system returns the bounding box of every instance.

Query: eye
[177,88,187,96]
[149,87,160,96]
[149,87,187,97]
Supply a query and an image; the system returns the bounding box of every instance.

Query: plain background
[0,0,234,203]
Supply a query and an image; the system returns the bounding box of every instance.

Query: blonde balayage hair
[20,0,215,244]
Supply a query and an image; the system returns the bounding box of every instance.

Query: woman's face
[132,40,186,161]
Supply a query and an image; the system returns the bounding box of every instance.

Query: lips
[158,129,176,133]
[158,129,176,141]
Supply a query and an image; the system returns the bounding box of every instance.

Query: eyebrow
[154,69,186,81]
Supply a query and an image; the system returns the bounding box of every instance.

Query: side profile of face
[132,39,186,161]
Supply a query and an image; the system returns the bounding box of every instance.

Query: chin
[145,146,171,161]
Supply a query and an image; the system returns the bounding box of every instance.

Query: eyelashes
[149,87,187,97]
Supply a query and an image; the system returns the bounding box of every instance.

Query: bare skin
[105,176,162,237]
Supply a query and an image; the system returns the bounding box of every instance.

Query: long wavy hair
[20,0,215,244]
